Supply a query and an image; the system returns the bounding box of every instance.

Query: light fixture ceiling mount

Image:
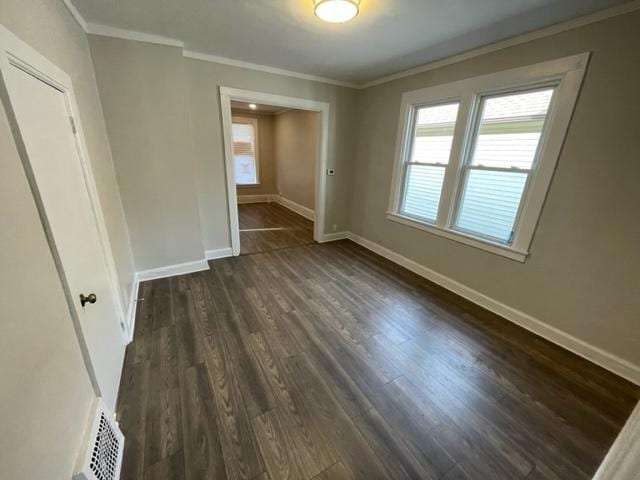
[314,0,360,23]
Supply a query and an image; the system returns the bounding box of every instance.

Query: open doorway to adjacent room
[220,89,329,256]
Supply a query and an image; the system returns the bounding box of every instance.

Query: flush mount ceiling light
[248,103,257,109]
[314,0,359,23]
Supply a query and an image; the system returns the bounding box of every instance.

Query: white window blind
[454,88,554,243]
[401,102,459,222]
[233,121,258,185]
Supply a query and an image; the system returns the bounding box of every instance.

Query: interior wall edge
[593,400,640,479]
[343,233,640,386]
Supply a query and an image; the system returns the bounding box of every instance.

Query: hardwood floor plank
[201,331,265,480]
[145,325,182,466]
[312,462,352,480]
[179,364,228,480]
[145,451,185,480]
[252,409,306,480]
[353,407,437,480]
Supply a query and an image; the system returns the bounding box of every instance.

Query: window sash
[232,116,259,185]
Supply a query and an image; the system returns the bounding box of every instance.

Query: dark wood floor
[117,240,639,480]
[238,202,314,255]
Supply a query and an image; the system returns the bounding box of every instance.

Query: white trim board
[593,400,640,480]
[125,275,140,343]
[62,0,640,89]
[237,194,273,204]
[272,195,315,221]
[136,258,209,282]
[206,247,233,260]
[219,87,330,256]
[344,232,640,386]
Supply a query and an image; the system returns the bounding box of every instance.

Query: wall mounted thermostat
[327,168,336,176]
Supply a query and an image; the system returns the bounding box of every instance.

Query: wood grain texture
[116,235,639,480]
[239,202,313,255]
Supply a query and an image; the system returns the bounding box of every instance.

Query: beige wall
[89,35,358,254]
[89,37,205,270]
[350,11,640,367]
[234,110,277,197]
[0,0,135,478]
[275,109,319,210]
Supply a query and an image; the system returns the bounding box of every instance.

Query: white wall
[0,1,135,477]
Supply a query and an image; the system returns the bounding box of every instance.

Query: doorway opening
[220,88,330,256]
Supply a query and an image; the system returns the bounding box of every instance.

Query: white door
[6,64,125,410]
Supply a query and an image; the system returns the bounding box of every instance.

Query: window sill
[386,212,528,262]
[236,183,261,187]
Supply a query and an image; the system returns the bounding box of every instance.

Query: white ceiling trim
[182,50,359,88]
[62,0,640,89]
[362,0,640,88]
[85,23,185,49]
[61,0,88,31]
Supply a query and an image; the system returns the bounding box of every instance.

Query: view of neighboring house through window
[402,102,459,222]
[233,117,259,185]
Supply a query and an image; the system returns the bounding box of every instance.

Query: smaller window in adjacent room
[232,117,259,185]
[387,53,589,261]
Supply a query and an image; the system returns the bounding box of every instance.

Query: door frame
[219,87,330,255]
[0,25,128,397]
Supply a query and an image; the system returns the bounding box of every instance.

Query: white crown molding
[61,0,88,31]
[182,50,358,88]
[362,0,640,88]
[86,23,184,48]
[345,232,640,386]
[62,0,640,90]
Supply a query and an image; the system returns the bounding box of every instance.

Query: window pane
[402,165,446,222]
[410,102,459,165]
[470,89,553,170]
[455,169,528,243]
[233,122,257,184]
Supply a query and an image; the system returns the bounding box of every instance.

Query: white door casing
[0,26,126,410]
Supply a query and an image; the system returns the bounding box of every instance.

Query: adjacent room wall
[89,37,205,271]
[233,110,278,197]
[0,1,135,478]
[350,11,640,369]
[275,109,319,211]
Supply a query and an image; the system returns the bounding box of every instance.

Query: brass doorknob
[80,293,97,307]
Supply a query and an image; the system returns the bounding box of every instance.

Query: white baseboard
[272,194,315,221]
[593,400,640,480]
[125,274,141,343]
[206,247,233,260]
[237,194,273,204]
[137,259,210,283]
[347,232,640,386]
[319,231,349,242]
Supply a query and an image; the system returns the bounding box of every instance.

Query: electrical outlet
[327,168,335,176]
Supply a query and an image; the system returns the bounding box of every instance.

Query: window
[388,54,589,261]
[232,117,259,185]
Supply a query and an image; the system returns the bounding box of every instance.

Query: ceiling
[71,0,632,84]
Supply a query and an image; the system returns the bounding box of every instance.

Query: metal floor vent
[74,399,124,480]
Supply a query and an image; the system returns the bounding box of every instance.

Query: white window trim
[232,115,260,186]
[387,53,590,262]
